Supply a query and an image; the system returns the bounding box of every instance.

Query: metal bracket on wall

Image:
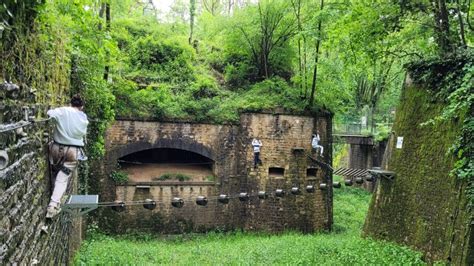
[62,195,99,217]
[367,169,396,180]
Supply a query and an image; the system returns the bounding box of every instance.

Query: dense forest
[1,0,472,184]
[3,0,472,128]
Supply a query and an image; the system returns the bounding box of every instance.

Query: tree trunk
[189,0,196,45]
[455,0,467,47]
[291,0,305,97]
[308,0,324,108]
[103,2,111,81]
[98,3,105,30]
[433,0,452,55]
[303,35,308,98]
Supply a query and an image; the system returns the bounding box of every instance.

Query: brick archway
[110,137,216,163]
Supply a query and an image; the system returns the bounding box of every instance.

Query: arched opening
[118,148,215,182]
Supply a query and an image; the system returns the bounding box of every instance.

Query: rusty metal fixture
[111,201,126,212]
[143,199,156,210]
[365,175,375,182]
[2,82,20,98]
[333,182,341,188]
[0,150,8,170]
[344,179,353,186]
[238,192,249,201]
[22,106,30,121]
[218,194,229,204]
[306,185,315,193]
[368,168,396,180]
[196,196,208,206]
[171,197,184,208]
[15,126,27,137]
[275,189,285,197]
[319,183,328,190]
[290,187,301,195]
[355,177,364,184]
[258,191,268,199]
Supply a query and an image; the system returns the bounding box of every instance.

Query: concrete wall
[100,111,333,234]
[0,83,81,264]
[363,75,473,264]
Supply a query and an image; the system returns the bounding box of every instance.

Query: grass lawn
[74,181,425,265]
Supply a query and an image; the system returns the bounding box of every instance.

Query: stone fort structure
[98,111,334,233]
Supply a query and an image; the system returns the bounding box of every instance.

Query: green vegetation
[205,175,216,182]
[1,1,471,263]
[176,173,192,182]
[2,0,471,191]
[110,171,128,185]
[74,182,425,265]
[155,173,192,182]
[407,54,474,226]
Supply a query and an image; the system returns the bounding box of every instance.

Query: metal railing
[333,122,393,136]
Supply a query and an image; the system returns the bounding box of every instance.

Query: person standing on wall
[312,132,324,157]
[252,138,263,169]
[46,94,89,218]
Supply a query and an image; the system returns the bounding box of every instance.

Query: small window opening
[307,168,318,177]
[269,167,285,177]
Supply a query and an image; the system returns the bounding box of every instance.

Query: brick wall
[101,111,333,233]
[0,82,81,264]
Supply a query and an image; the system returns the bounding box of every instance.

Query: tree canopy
[1,0,472,126]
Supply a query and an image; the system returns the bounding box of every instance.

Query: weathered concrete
[99,111,333,234]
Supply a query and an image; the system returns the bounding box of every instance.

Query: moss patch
[363,80,471,264]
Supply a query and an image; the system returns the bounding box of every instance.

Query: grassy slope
[74,182,424,265]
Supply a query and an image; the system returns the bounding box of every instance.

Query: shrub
[158,173,173,180]
[129,36,195,84]
[110,171,128,184]
[176,173,191,182]
[205,175,216,182]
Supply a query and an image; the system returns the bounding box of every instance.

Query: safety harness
[49,142,74,176]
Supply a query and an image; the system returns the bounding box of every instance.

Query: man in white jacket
[46,94,89,218]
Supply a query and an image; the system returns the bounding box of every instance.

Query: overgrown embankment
[74,183,424,265]
[363,56,473,264]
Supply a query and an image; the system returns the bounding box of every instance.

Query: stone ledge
[120,181,217,186]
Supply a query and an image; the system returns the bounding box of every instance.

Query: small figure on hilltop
[312,133,324,157]
[252,138,263,169]
[46,94,89,218]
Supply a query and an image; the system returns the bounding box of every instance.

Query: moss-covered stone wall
[0,2,82,264]
[363,74,473,264]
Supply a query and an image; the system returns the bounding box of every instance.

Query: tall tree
[237,0,296,79]
[189,0,196,44]
[308,0,324,108]
[290,0,308,98]
[202,0,221,15]
[432,0,453,55]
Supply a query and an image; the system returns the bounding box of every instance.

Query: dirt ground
[120,163,214,182]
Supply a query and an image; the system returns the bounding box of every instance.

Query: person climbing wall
[46,94,89,218]
[252,138,263,169]
[312,133,324,157]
